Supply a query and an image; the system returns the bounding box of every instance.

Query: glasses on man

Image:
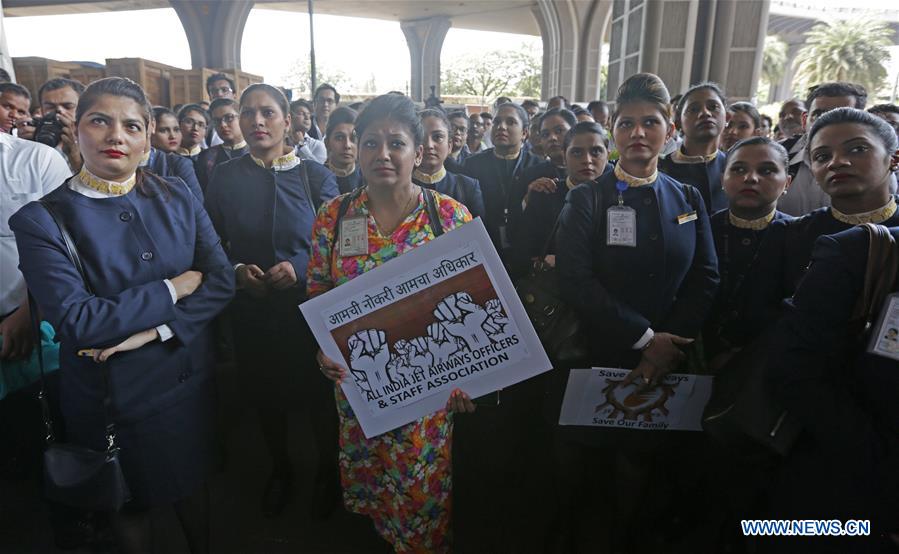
[210,86,233,95]
[213,114,238,126]
[181,118,207,130]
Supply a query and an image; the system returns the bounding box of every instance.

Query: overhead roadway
[5,0,814,102]
[2,0,541,35]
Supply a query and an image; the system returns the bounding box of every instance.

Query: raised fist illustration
[484,298,512,341]
[433,292,492,351]
[347,329,392,393]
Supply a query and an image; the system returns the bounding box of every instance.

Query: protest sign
[559,368,713,431]
[300,218,551,438]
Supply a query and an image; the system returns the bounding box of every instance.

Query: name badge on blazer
[677,211,698,225]
[868,293,899,361]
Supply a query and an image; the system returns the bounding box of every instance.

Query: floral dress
[307,187,471,553]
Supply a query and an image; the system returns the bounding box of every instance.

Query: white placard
[559,368,714,431]
[300,218,552,438]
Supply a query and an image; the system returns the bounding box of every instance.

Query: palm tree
[792,18,893,97]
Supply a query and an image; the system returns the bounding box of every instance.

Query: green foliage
[793,18,892,97]
[762,35,788,85]
[283,56,350,97]
[441,42,541,103]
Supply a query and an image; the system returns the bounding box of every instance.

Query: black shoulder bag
[702,223,897,457]
[34,199,131,511]
[514,183,601,365]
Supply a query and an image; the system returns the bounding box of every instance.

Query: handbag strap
[422,186,444,238]
[36,199,118,453]
[852,222,899,330]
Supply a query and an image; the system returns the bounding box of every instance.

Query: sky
[2,8,541,95]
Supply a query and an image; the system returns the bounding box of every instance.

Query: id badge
[339,216,368,257]
[607,205,637,247]
[868,293,899,361]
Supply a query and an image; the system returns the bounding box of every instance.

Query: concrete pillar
[606,0,768,102]
[0,0,15,81]
[534,0,607,101]
[400,16,451,102]
[771,40,803,103]
[170,0,254,69]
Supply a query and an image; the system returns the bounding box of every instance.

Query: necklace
[371,185,420,237]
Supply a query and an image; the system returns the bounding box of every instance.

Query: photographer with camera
[32,78,85,172]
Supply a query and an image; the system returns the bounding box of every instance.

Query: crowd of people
[0,65,898,554]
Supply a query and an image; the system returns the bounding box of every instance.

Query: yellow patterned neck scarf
[326,161,356,177]
[413,166,447,184]
[252,150,301,171]
[614,163,657,187]
[493,147,521,161]
[729,210,776,230]
[78,167,136,196]
[831,197,898,225]
[672,146,718,164]
[223,140,247,151]
[565,177,579,191]
[178,144,202,157]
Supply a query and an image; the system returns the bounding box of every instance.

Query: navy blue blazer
[556,171,719,366]
[461,147,542,255]
[704,208,793,357]
[759,197,899,300]
[659,150,728,215]
[413,171,485,220]
[205,155,338,312]
[144,148,203,202]
[336,166,364,195]
[194,144,248,192]
[768,226,899,527]
[10,175,235,423]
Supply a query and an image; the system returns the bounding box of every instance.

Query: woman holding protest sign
[554,73,719,552]
[308,93,475,553]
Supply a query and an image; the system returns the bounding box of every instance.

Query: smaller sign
[559,368,714,431]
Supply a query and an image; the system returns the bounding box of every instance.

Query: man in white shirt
[0,132,71,359]
[288,99,327,163]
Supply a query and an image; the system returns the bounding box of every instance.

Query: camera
[33,110,64,147]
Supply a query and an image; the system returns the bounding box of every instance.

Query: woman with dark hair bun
[10,76,235,553]
[659,81,729,213]
[144,106,204,200]
[309,93,475,553]
[521,120,610,262]
[324,106,363,193]
[760,107,899,302]
[705,136,794,367]
[414,108,485,219]
[721,101,762,151]
[205,83,340,519]
[554,72,719,552]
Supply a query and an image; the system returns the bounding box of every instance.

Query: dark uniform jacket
[413,171,485,221]
[767,226,899,544]
[10,175,235,424]
[556,170,719,368]
[659,150,729,215]
[194,143,249,192]
[205,155,338,326]
[144,148,203,201]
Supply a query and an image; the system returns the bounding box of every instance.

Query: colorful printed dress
[307,187,471,553]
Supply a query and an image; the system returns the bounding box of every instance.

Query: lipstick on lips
[102,149,125,159]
